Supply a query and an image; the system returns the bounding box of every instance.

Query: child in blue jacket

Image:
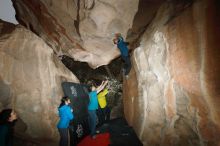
[57,96,74,146]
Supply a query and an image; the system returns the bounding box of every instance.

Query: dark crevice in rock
[29,23,38,35]
[0,79,11,107]
[0,19,16,35]
[165,0,194,25]
[61,55,107,83]
[61,55,123,83]
[127,0,164,50]
[74,0,81,37]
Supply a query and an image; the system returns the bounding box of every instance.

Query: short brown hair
[115,33,121,38]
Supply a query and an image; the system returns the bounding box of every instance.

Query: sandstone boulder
[0,20,78,141]
[124,0,220,145]
[12,0,139,68]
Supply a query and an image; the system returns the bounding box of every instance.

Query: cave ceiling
[12,0,164,68]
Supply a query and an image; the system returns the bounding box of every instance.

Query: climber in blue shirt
[113,33,131,77]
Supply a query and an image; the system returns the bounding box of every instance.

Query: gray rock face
[0,20,78,141]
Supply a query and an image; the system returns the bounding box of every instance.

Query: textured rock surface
[0,20,78,142]
[124,0,220,145]
[1,0,220,145]
[12,0,139,68]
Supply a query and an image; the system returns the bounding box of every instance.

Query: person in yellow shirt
[97,86,110,126]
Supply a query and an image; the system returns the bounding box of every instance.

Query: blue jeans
[88,110,97,136]
[58,128,69,146]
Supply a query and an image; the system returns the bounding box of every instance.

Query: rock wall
[0,20,78,142]
[12,0,139,68]
[124,0,220,145]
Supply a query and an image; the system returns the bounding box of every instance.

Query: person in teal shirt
[88,80,108,139]
[57,96,74,146]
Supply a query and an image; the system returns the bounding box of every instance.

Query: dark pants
[58,128,69,146]
[88,110,97,136]
[97,106,110,126]
[122,55,131,75]
[69,124,77,146]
